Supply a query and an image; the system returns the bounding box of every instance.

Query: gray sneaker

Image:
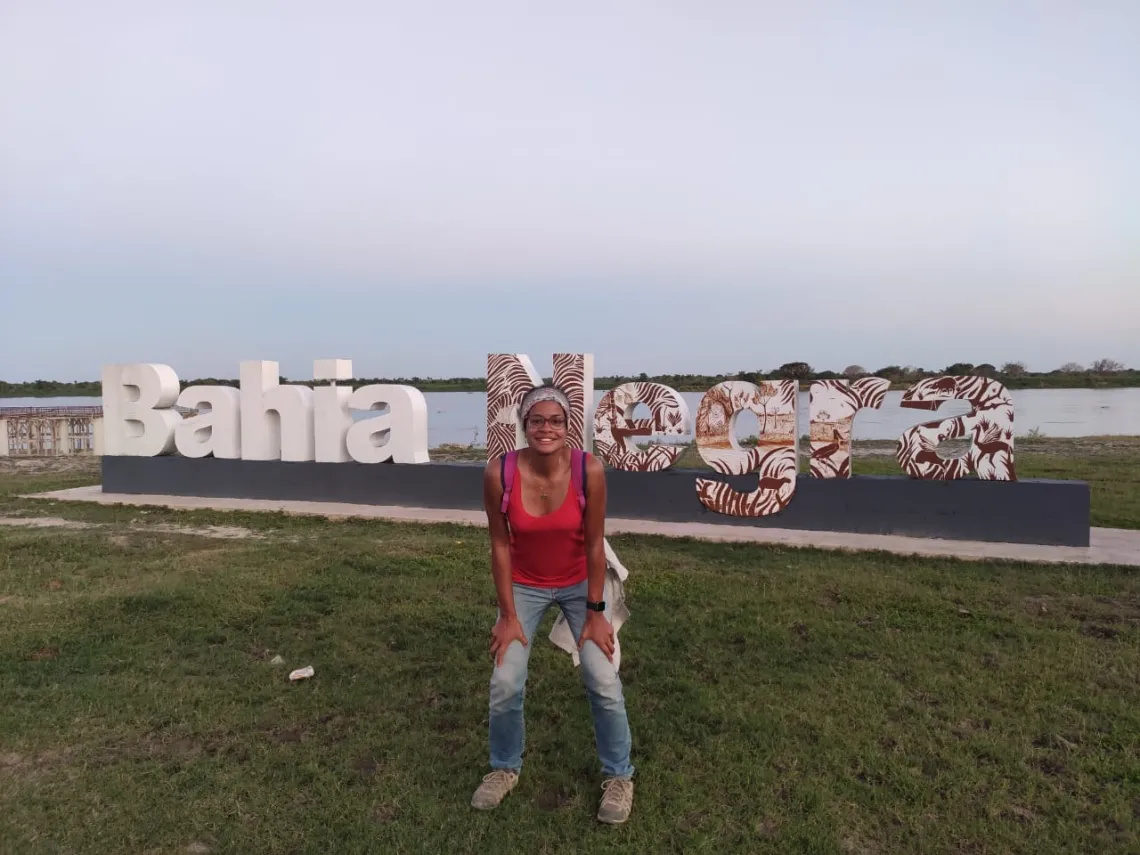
[471,770,518,810]
[597,776,634,824]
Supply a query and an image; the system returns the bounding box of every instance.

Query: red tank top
[506,474,588,589]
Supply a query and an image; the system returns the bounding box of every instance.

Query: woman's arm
[483,458,526,664]
[579,453,615,661]
[583,453,608,603]
[483,460,516,616]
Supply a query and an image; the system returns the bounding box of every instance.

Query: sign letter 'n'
[486,354,595,459]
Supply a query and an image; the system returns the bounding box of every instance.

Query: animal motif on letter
[593,382,690,472]
[808,378,889,478]
[485,353,593,459]
[693,380,798,516]
[896,375,1016,480]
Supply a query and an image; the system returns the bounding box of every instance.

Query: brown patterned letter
[485,353,594,459]
[896,375,1016,480]
[693,380,799,516]
[593,382,690,472]
[808,378,889,478]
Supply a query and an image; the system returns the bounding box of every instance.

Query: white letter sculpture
[485,353,594,458]
[239,361,315,461]
[174,385,241,459]
[346,385,430,464]
[101,363,181,456]
[593,382,690,471]
[808,378,889,478]
[313,359,355,463]
[694,380,799,517]
[896,376,1016,480]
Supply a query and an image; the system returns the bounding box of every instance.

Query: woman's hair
[519,384,571,423]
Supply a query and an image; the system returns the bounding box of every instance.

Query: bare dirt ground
[0,514,265,540]
[830,436,1140,457]
[0,456,101,476]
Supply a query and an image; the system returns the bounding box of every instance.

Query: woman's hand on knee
[490,615,528,666]
[578,612,616,662]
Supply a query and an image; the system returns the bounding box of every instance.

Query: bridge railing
[0,407,105,457]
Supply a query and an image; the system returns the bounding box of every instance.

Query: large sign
[102,360,429,465]
[101,353,1017,519]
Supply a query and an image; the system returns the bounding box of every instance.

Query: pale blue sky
[2,1,1137,382]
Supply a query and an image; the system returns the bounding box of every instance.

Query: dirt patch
[372,803,400,824]
[1016,436,1140,456]
[831,436,1140,459]
[754,817,780,838]
[536,786,576,811]
[100,733,220,764]
[840,833,878,854]
[1006,805,1038,824]
[0,515,238,547]
[0,456,100,476]
[130,523,264,540]
[1079,624,1120,640]
[950,719,992,740]
[0,748,77,783]
[429,443,485,462]
[0,753,24,768]
[354,755,381,778]
[0,517,268,542]
[0,515,96,530]
[1032,756,1067,777]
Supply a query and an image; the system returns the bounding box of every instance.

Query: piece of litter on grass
[289,665,314,682]
[270,655,286,666]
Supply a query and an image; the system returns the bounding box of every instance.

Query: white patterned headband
[520,386,571,422]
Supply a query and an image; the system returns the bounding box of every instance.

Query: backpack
[500,448,588,526]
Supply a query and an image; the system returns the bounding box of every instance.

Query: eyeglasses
[525,415,567,429]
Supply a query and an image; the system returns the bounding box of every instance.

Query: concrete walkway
[24,485,1140,568]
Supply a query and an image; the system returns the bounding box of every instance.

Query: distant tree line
[2,359,1136,398]
[0,379,103,398]
[593,359,1137,391]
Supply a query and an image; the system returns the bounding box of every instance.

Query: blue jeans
[488,580,634,778]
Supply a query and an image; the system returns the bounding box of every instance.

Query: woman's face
[523,400,568,455]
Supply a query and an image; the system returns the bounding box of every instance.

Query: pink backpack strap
[501,448,588,524]
[499,450,519,515]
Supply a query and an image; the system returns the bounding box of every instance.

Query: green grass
[1,460,1138,854]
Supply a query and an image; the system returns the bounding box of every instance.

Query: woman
[471,385,635,824]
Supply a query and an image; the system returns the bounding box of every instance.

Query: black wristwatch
[586,600,606,612]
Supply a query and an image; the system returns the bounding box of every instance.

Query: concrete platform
[101,455,1092,546]
[24,485,1140,568]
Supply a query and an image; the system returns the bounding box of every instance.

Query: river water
[5,387,1138,447]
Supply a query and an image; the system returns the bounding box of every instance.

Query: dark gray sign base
[101,456,1090,547]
